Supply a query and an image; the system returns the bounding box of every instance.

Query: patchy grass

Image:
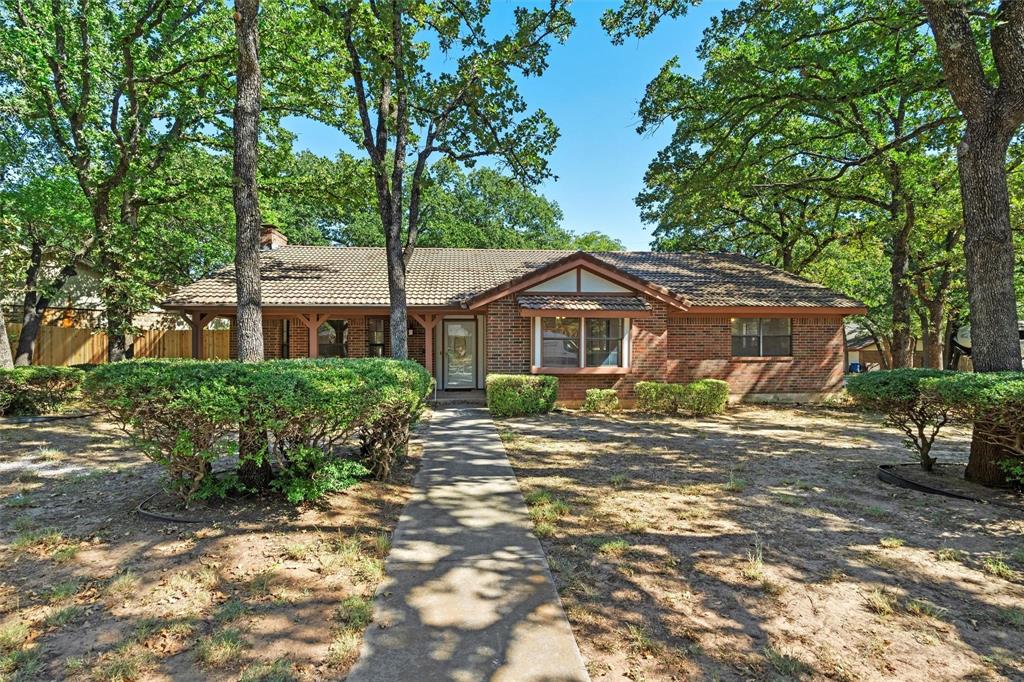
[195,628,247,668]
[982,555,1017,581]
[239,658,295,681]
[44,604,84,628]
[0,414,422,679]
[936,547,967,562]
[500,406,1024,681]
[864,588,898,617]
[596,539,630,557]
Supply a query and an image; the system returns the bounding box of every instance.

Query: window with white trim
[586,318,624,367]
[731,318,791,357]
[541,317,580,367]
[536,317,630,368]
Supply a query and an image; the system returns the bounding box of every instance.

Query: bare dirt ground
[0,414,423,681]
[498,406,1024,682]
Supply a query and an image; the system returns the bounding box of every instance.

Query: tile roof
[517,294,652,312]
[163,246,864,310]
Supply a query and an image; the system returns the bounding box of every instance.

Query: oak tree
[312,0,573,359]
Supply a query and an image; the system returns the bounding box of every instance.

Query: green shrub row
[85,358,432,504]
[582,388,619,413]
[635,379,729,417]
[847,369,1024,483]
[0,366,85,416]
[486,374,558,417]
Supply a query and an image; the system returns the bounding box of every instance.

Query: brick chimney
[260,224,288,250]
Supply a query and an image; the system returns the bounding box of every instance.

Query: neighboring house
[163,227,866,404]
[844,324,925,371]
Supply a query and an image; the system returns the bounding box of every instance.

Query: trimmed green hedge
[635,379,729,417]
[0,366,85,416]
[85,358,432,504]
[582,388,619,413]
[848,369,1024,482]
[847,369,953,471]
[486,374,558,417]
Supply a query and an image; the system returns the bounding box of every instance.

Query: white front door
[444,320,476,389]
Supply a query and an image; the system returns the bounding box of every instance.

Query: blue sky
[284,2,731,251]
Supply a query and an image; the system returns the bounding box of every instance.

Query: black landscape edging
[1,412,98,424]
[876,463,1024,513]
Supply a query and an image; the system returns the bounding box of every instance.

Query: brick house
[163,228,865,404]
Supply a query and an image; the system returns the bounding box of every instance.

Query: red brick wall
[665,315,845,396]
[486,295,532,374]
[289,319,309,358]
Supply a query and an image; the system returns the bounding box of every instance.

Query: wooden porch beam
[297,312,329,359]
[410,313,441,378]
[187,311,214,359]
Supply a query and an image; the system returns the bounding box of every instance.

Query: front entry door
[444,320,476,389]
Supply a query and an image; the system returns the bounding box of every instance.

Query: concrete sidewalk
[348,407,589,682]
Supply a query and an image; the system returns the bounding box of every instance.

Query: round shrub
[582,388,619,413]
[682,379,730,417]
[0,366,85,416]
[486,374,558,417]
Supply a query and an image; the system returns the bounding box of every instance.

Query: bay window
[536,316,630,370]
[731,318,791,357]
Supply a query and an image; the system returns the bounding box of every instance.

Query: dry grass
[0,415,424,679]
[500,405,1024,681]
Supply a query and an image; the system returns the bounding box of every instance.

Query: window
[368,318,386,357]
[586,318,623,367]
[317,319,349,357]
[538,317,630,369]
[731,318,791,357]
[541,317,580,367]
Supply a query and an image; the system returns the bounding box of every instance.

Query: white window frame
[533,316,631,369]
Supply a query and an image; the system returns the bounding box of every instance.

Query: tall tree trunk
[232,0,264,364]
[942,314,960,370]
[0,304,13,369]
[921,299,945,369]
[14,241,45,366]
[233,0,271,490]
[386,235,409,360]
[889,201,915,368]
[15,307,42,366]
[959,125,1022,484]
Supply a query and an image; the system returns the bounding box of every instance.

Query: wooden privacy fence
[5,324,230,365]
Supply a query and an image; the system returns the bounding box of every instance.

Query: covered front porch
[175,307,488,391]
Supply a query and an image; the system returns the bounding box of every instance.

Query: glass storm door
[444,320,476,389]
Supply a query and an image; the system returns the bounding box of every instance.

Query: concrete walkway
[348,407,589,682]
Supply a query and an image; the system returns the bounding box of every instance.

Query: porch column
[298,312,326,359]
[411,313,440,378]
[184,311,212,359]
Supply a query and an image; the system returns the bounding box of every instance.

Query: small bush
[582,388,619,413]
[271,446,369,504]
[635,381,681,413]
[486,374,557,417]
[635,379,729,416]
[0,366,84,415]
[682,379,730,416]
[847,369,953,471]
